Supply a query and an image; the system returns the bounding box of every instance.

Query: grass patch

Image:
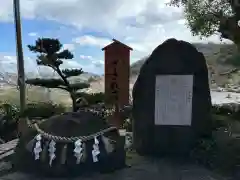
[0,86,71,106]
[126,150,144,166]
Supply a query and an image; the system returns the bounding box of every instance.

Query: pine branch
[28,38,62,55]
[28,38,72,70]
[25,78,67,89]
[56,67,70,86]
[62,69,84,78]
[36,54,63,69]
[25,78,90,92]
[56,50,74,59]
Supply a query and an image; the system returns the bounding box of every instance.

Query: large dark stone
[132,38,212,156]
[13,111,126,177]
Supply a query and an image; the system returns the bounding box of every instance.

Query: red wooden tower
[102,39,132,127]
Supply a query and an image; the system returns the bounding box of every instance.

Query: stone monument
[132,38,212,156]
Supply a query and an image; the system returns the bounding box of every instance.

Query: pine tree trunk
[236,43,240,52]
[70,93,77,112]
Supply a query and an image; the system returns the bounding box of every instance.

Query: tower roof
[102,39,133,51]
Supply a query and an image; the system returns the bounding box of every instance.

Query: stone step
[0,139,18,161]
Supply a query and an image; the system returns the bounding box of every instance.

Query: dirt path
[0,156,232,180]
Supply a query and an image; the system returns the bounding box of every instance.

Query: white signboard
[154,75,193,126]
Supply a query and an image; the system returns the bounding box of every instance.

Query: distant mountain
[130,43,239,86]
[0,71,100,87]
[0,43,239,90]
[84,43,240,93]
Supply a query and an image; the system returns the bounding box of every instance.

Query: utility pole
[13,0,26,134]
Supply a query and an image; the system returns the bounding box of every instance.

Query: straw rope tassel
[60,144,68,165]
[101,135,114,153]
[81,143,87,163]
[26,138,35,152]
[40,141,49,162]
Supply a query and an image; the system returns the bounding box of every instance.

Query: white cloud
[73,35,111,47]
[0,53,103,76]
[0,1,14,22]
[0,0,229,47]
[28,32,38,37]
[0,0,234,73]
[80,55,93,60]
[63,43,75,51]
[79,55,104,71]
[2,1,230,47]
[0,54,38,74]
[62,60,82,68]
[2,1,223,44]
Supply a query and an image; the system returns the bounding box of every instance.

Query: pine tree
[26,38,90,112]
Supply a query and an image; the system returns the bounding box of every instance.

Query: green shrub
[0,103,20,141]
[225,53,240,67]
[123,118,132,132]
[212,105,232,115]
[191,130,240,175]
[77,92,105,105]
[211,114,233,131]
[0,102,66,142]
[212,104,240,121]
[191,137,217,169]
[22,102,66,119]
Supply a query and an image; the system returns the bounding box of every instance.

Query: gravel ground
[0,156,232,180]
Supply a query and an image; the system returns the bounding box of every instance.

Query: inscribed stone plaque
[154,75,193,126]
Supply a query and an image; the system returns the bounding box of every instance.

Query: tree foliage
[26,38,90,111]
[168,0,240,48]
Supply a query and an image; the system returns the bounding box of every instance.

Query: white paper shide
[48,140,56,166]
[92,137,100,162]
[74,139,83,164]
[34,134,42,160]
[32,132,115,166]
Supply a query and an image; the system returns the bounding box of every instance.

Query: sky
[0,0,233,76]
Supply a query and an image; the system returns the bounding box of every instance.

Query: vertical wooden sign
[102,39,132,128]
[109,59,118,104]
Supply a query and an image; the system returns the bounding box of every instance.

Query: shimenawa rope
[26,118,117,143]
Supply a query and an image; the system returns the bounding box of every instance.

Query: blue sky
[0,0,232,76]
[0,19,109,75]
